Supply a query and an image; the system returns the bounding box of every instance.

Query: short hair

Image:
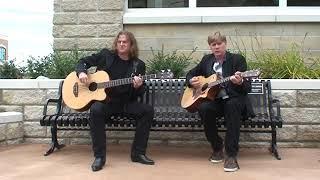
[207,31,227,45]
[112,31,139,59]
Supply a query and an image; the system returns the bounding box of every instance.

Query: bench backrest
[58,79,272,119]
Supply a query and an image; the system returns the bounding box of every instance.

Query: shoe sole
[210,159,223,163]
[224,167,239,172]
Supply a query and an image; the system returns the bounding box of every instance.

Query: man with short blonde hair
[186,31,252,172]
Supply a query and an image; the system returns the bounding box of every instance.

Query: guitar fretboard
[96,74,157,88]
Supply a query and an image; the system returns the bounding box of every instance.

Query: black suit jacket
[186,51,255,118]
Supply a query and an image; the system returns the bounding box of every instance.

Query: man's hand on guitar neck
[230,71,244,85]
[79,72,89,84]
[189,77,201,89]
[133,75,143,89]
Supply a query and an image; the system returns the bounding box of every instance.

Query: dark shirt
[108,55,132,103]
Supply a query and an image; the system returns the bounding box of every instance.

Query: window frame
[123,0,320,24]
[0,46,6,61]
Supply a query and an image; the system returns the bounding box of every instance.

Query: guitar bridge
[73,82,79,97]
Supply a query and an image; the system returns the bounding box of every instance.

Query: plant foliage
[146,45,196,78]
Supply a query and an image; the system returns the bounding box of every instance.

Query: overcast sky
[0,0,53,65]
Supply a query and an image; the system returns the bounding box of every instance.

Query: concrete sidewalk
[0,144,319,180]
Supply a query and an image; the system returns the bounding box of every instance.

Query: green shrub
[247,44,320,79]
[229,33,320,79]
[25,49,85,79]
[146,45,196,78]
[0,60,24,79]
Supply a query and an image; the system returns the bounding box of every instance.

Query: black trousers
[89,101,154,158]
[198,96,245,157]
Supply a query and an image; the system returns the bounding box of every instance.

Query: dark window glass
[128,0,189,8]
[197,0,278,7]
[288,0,320,6]
[0,47,6,61]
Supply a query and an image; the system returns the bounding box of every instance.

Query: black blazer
[186,51,251,98]
[75,48,146,103]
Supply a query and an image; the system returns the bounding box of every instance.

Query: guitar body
[62,71,110,111]
[181,74,220,113]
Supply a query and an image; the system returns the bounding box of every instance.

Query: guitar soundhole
[88,82,97,91]
[201,83,208,91]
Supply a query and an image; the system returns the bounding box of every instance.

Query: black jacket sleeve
[227,54,252,95]
[75,48,110,76]
[186,56,207,88]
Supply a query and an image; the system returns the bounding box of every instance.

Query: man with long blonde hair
[76,31,155,171]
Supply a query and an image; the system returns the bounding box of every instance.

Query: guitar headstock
[156,69,174,79]
[242,69,261,78]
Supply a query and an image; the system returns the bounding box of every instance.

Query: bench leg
[269,127,281,160]
[44,124,65,156]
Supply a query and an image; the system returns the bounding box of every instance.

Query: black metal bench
[40,79,283,159]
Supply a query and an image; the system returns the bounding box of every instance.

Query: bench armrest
[43,98,62,116]
[271,98,282,120]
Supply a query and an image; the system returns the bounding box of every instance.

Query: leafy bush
[146,45,196,78]
[247,44,320,79]
[229,33,320,79]
[0,60,24,79]
[25,49,85,79]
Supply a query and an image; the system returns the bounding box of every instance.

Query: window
[197,0,278,7]
[0,47,6,61]
[124,0,320,24]
[128,0,189,8]
[287,0,320,6]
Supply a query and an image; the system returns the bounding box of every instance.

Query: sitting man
[76,31,155,171]
[186,31,252,172]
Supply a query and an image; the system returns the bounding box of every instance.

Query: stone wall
[125,23,320,61]
[0,81,319,148]
[53,0,124,51]
[0,112,24,145]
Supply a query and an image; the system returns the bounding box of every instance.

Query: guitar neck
[208,76,231,88]
[97,74,156,88]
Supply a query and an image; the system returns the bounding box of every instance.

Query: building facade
[0,34,8,62]
[53,0,320,61]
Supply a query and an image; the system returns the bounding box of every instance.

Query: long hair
[112,31,139,59]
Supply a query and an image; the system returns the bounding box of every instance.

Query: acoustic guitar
[180,70,261,112]
[62,70,173,111]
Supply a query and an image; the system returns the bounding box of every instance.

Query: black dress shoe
[91,157,106,172]
[131,154,155,165]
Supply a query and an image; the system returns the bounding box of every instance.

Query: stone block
[7,138,23,145]
[24,138,52,144]
[297,90,320,107]
[282,108,320,124]
[53,25,98,38]
[97,24,122,37]
[24,106,44,121]
[61,0,97,11]
[78,12,122,24]
[0,106,23,112]
[3,90,46,105]
[98,0,123,10]
[0,124,6,141]
[53,12,78,25]
[6,122,23,140]
[78,38,113,50]
[53,38,78,50]
[70,138,92,145]
[272,90,297,107]
[24,122,47,137]
[297,125,320,141]
[56,130,90,138]
[167,140,209,147]
[46,89,59,100]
